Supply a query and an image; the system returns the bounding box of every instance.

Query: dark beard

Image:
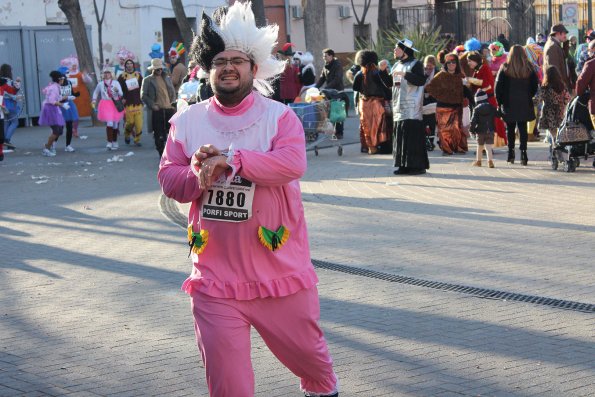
[212,75,254,106]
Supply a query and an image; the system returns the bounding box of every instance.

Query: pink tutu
[97,99,124,123]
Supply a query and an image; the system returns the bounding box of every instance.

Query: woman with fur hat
[294,51,316,94]
[426,53,468,155]
[467,51,507,147]
[91,66,125,150]
[352,50,392,154]
[39,71,67,157]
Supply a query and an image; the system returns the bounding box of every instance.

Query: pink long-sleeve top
[158,91,318,300]
[42,82,61,105]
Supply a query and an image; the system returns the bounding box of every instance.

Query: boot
[471,160,481,167]
[507,148,515,164]
[488,160,495,168]
[106,126,113,146]
[521,150,528,166]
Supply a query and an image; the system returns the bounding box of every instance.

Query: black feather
[190,12,226,71]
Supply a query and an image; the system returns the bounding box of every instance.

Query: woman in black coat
[495,45,539,165]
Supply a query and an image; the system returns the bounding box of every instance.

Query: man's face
[152,67,163,76]
[209,50,256,100]
[103,71,112,80]
[170,55,178,64]
[323,53,333,64]
[125,61,134,73]
[424,63,435,74]
[393,46,404,60]
[558,32,567,42]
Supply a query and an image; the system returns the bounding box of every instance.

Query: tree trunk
[508,0,535,45]
[251,0,267,28]
[58,0,99,125]
[378,0,395,32]
[303,0,327,77]
[171,0,195,53]
[92,0,106,67]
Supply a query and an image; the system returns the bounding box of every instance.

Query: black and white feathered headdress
[190,1,285,96]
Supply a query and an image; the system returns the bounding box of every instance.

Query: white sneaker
[65,145,75,152]
[50,143,57,154]
[42,147,56,157]
[111,142,119,150]
[106,142,113,150]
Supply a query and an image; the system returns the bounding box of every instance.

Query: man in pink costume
[157,3,338,397]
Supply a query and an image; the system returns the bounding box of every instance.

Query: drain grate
[160,195,595,314]
[311,259,595,313]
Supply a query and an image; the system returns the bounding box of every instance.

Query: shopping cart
[289,101,343,156]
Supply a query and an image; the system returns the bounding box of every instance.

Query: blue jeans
[4,105,21,142]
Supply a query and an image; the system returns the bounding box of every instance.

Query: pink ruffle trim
[181,268,319,300]
[301,371,339,396]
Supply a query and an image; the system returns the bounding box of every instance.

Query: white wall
[0,0,225,73]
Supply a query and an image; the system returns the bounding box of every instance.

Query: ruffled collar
[207,91,266,133]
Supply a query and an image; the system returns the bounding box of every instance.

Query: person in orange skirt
[351,50,392,154]
[61,55,92,136]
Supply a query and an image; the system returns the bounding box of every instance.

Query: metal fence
[393,1,541,45]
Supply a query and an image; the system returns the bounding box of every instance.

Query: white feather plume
[218,1,285,96]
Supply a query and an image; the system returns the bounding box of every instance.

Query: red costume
[473,63,507,144]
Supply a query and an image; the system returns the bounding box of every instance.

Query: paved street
[1,115,594,397]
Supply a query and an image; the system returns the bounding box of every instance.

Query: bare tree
[508,0,535,45]
[250,0,267,28]
[57,0,98,124]
[302,0,327,76]
[171,0,195,52]
[92,0,107,67]
[351,0,372,44]
[378,0,396,33]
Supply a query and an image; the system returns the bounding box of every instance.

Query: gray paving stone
[1,121,594,396]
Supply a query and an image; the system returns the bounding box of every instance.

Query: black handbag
[112,98,125,112]
[105,81,125,112]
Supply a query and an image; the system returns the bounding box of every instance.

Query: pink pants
[191,286,338,397]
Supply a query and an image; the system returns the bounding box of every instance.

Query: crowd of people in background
[340,21,594,174]
[2,21,595,171]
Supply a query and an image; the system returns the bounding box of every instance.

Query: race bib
[126,78,139,91]
[201,175,255,222]
[68,77,78,87]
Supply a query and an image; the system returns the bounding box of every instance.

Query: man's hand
[192,145,228,187]
[197,155,229,188]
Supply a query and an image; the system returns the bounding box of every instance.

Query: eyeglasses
[212,57,251,68]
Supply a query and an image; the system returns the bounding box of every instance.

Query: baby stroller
[550,94,595,172]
